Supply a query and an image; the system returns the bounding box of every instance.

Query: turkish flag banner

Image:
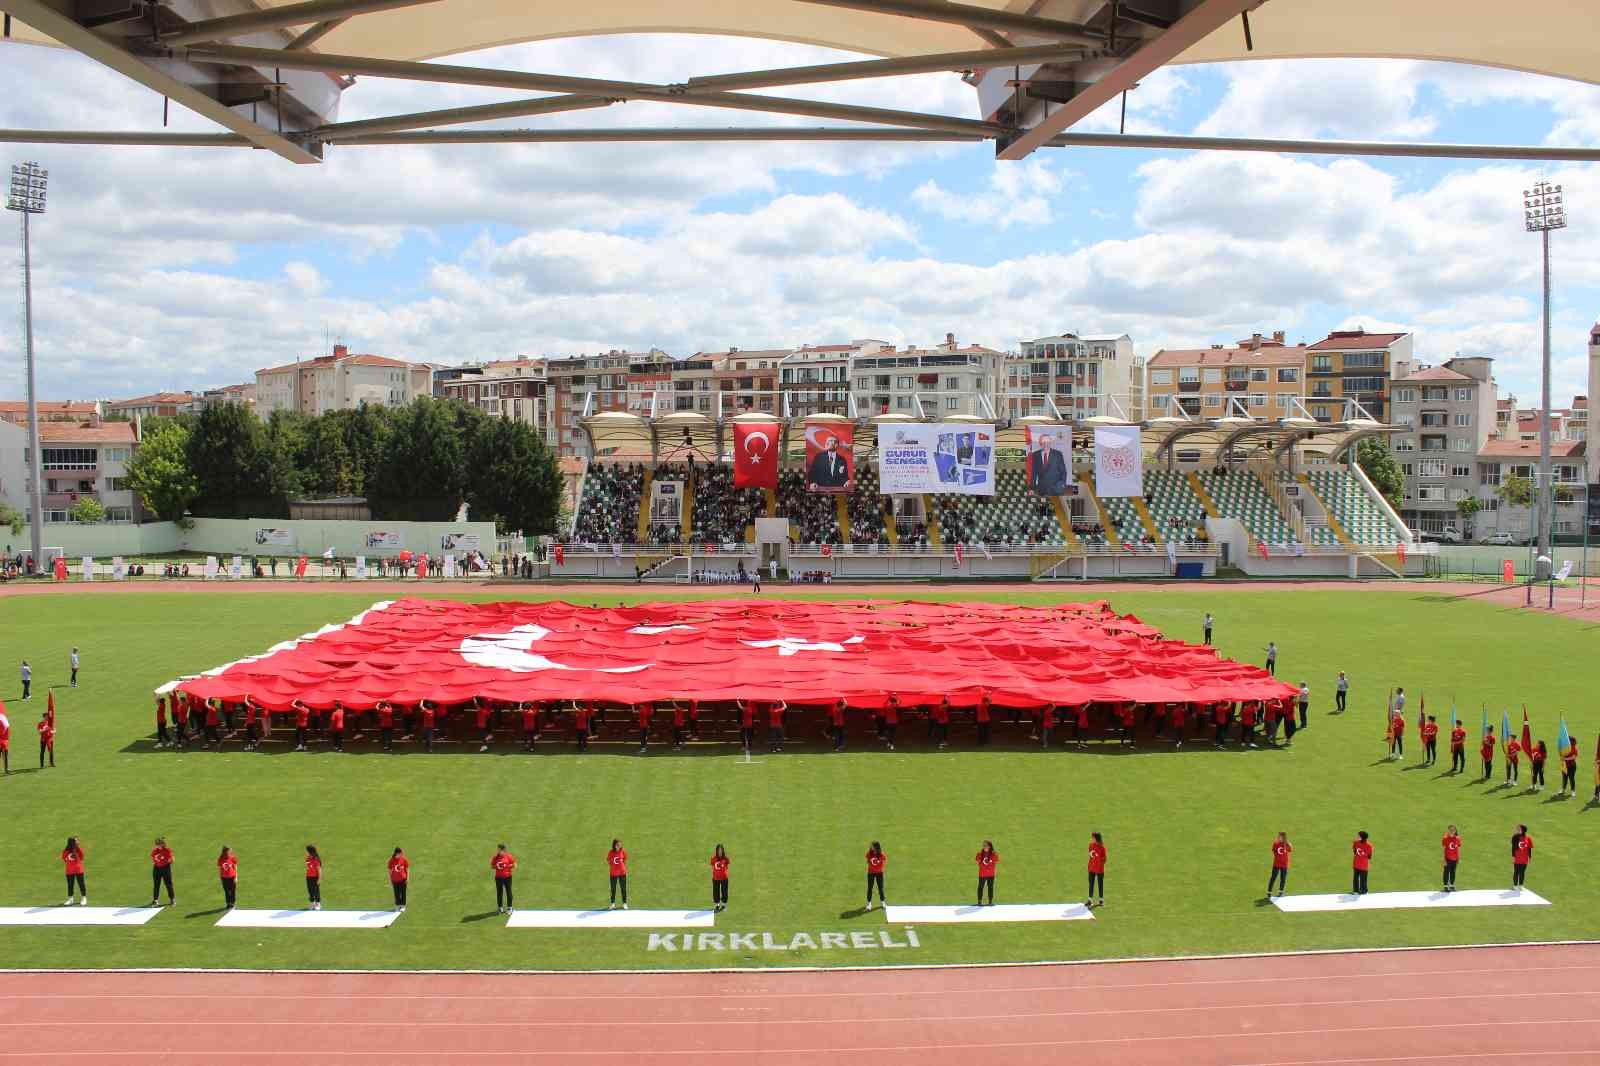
[168,598,1298,712]
[553,544,565,566]
[733,421,780,489]
[294,556,309,578]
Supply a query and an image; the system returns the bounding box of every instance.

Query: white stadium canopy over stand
[3,0,1600,163]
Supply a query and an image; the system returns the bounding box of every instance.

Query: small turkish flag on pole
[954,544,964,567]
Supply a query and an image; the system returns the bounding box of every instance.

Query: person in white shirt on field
[1335,671,1349,713]
[20,660,30,700]
[69,648,80,688]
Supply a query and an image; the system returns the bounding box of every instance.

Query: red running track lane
[4,944,1600,1065]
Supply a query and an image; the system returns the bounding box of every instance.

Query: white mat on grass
[1273,889,1550,913]
[0,906,163,926]
[884,903,1094,924]
[506,908,715,928]
[214,908,402,928]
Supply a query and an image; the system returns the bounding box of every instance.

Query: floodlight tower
[1523,179,1565,567]
[7,161,47,571]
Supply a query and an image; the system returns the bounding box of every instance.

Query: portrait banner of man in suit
[805,423,855,494]
[1026,425,1072,496]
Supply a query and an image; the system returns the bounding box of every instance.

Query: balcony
[1224,379,1248,391]
[1176,380,1201,393]
[44,491,98,509]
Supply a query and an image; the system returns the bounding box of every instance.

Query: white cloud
[284,262,325,298]
[911,159,1067,228]
[1193,59,1438,140]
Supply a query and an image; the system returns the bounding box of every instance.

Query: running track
[4,944,1599,1064]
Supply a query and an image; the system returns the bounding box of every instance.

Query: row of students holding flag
[1387,691,1591,797]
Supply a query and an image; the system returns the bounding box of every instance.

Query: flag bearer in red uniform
[1086,832,1107,908]
[491,844,516,914]
[150,837,175,907]
[1267,832,1291,897]
[1351,831,1373,895]
[1441,825,1462,892]
[865,842,887,910]
[975,840,998,906]
[1511,825,1533,890]
[606,839,628,909]
[709,845,730,912]
[388,848,409,911]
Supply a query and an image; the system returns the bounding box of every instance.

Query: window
[1150,369,1172,385]
[1201,368,1222,383]
[1393,388,1417,403]
[1248,393,1266,408]
[1453,413,1473,427]
[1418,459,1447,477]
[944,376,959,390]
[945,397,959,411]
[854,377,869,391]
[44,510,69,524]
[41,447,96,470]
[1420,413,1447,428]
[1401,463,1415,476]
[1450,465,1471,478]
[105,506,132,523]
[108,477,130,492]
[1479,465,1501,486]
[1250,368,1269,382]
[1558,464,1581,483]
[1277,368,1299,383]
[1394,413,1415,426]
[1343,352,1385,369]
[1395,437,1415,452]
[103,447,131,463]
[1344,377,1385,393]
[1448,488,1468,502]
[1178,368,1200,384]
[1454,388,1473,402]
[1453,439,1470,452]
[1311,355,1333,373]
[1417,486,1445,502]
[1149,395,1169,411]
[1422,387,1448,402]
[894,396,912,410]
[1204,393,1222,408]
[1554,520,1576,534]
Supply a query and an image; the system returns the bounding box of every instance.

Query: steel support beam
[181,44,1007,136]
[998,0,1254,158]
[313,94,614,140]
[325,126,982,145]
[685,42,1087,93]
[0,0,322,162]
[0,129,253,145]
[1045,131,1600,161]
[287,18,348,50]
[158,0,443,47]
[787,0,1104,44]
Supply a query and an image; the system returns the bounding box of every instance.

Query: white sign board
[355,555,368,579]
[80,556,94,582]
[365,531,402,549]
[204,555,220,580]
[112,557,126,581]
[254,528,294,548]
[440,533,479,552]
[443,554,457,578]
[229,556,244,580]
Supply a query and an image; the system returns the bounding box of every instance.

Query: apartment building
[1005,333,1138,420]
[1145,331,1308,420]
[0,417,139,524]
[1390,357,1496,535]
[780,343,855,418]
[714,348,788,415]
[201,383,256,411]
[545,349,672,457]
[852,334,999,419]
[666,352,724,418]
[439,358,547,430]
[0,401,100,425]
[1304,329,1413,423]
[1474,438,1587,541]
[255,345,432,416]
[106,391,203,420]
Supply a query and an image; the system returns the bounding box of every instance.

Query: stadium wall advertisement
[877,423,996,495]
[3,519,498,560]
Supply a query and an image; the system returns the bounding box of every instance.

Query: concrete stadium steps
[1077,473,1120,550]
[1279,471,1345,547]
[1049,495,1082,552]
[635,469,653,543]
[1198,470,1296,545]
[835,495,852,545]
[1306,468,1403,546]
[1142,469,1210,545]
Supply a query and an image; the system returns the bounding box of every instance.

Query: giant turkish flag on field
[732,421,779,489]
[168,598,1297,712]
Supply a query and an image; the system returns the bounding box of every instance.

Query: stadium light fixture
[7,160,47,572]
[1523,179,1565,574]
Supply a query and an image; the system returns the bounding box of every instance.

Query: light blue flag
[1501,709,1513,752]
[1481,705,1489,737]
[1449,702,1457,733]
[1558,716,1572,758]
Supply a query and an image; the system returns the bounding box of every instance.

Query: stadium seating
[931,468,1065,548]
[1096,490,1150,548]
[848,466,888,545]
[1198,470,1296,545]
[1142,469,1211,547]
[1305,468,1402,546]
[778,468,843,545]
[572,462,646,544]
[687,463,765,545]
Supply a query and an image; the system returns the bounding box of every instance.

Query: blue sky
[0,34,1597,404]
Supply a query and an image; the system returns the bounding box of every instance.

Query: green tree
[69,496,105,524]
[0,501,24,536]
[1356,437,1404,507]
[1496,474,1533,509]
[124,419,199,521]
[187,403,282,517]
[367,397,469,520]
[463,416,564,534]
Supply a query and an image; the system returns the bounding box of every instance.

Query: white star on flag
[740,635,866,657]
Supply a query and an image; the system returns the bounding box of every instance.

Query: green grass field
[4,585,1597,972]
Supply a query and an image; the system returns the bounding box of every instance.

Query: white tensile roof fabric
[8,0,1598,87]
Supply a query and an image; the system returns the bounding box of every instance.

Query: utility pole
[1522,179,1565,574]
[7,161,48,571]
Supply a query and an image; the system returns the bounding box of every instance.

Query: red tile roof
[1148,345,1307,368]
[108,391,199,407]
[29,421,138,444]
[0,401,98,418]
[1478,439,1583,458]
[1396,366,1472,383]
[1308,330,1408,350]
[257,352,413,374]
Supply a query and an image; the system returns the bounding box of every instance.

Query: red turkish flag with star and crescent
[733,421,780,489]
[166,598,1297,712]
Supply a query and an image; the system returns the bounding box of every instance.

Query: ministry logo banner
[1093,426,1143,498]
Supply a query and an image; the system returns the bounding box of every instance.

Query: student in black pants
[865,842,887,910]
[606,840,628,910]
[975,840,998,906]
[217,847,239,910]
[1351,831,1372,895]
[304,845,323,911]
[491,844,516,914]
[150,837,175,907]
[388,848,409,911]
[709,845,730,913]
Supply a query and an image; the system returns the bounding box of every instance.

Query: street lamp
[1523,178,1564,575]
[7,162,47,572]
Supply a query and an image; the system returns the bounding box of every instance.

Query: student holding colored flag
[1521,709,1535,773]
[1558,719,1579,796]
[1415,694,1427,764]
[1480,722,1497,781]
[1421,714,1439,766]
[1449,707,1466,774]
[1530,740,1548,792]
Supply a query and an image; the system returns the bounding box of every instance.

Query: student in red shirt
[1267,832,1291,897]
[1441,825,1462,892]
[709,844,730,912]
[1351,831,1373,895]
[975,840,998,906]
[1480,729,1496,780]
[154,697,171,749]
[377,700,395,753]
[329,703,346,754]
[61,836,86,906]
[607,839,629,909]
[1560,737,1580,797]
[172,695,190,749]
[633,701,653,754]
[1169,702,1187,749]
[217,847,239,910]
[1039,703,1056,750]
[687,698,701,741]
[829,699,847,752]
[574,702,592,752]
[1213,702,1231,747]
[737,700,756,754]
[1505,736,1522,785]
[1511,825,1533,890]
[1240,701,1258,748]
[1074,704,1089,749]
[882,695,899,751]
[865,842,887,910]
[975,694,992,747]
[241,698,260,752]
[1529,740,1548,792]
[304,845,323,911]
[932,698,950,750]
[670,701,688,751]
[766,700,787,753]
[0,706,9,775]
[418,700,436,753]
[203,699,222,749]
[292,699,311,752]
[491,844,516,914]
[1421,715,1439,767]
[476,700,494,753]
[388,848,409,911]
[149,837,175,907]
[1116,702,1136,747]
[1086,832,1107,908]
[1449,721,1467,774]
[37,711,54,768]
[522,703,540,752]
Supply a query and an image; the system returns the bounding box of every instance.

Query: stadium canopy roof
[4,0,1600,164]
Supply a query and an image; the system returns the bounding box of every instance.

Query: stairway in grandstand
[1302,468,1405,545]
[1276,471,1343,546]
[1196,470,1296,545]
[635,469,653,543]
[1077,472,1123,550]
[1142,470,1211,546]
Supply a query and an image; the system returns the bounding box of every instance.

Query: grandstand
[562,407,1420,580]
